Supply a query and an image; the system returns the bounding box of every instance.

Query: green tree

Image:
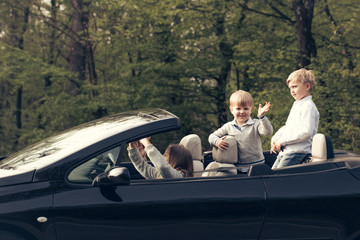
[311,0,360,151]
[0,0,359,155]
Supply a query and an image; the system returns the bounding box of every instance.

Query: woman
[128,137,193,179]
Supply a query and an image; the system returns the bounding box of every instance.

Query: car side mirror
[92,167,130,187]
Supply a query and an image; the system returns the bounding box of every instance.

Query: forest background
[0,0,359,156]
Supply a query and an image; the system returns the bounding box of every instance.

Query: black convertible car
[0,108,360,240]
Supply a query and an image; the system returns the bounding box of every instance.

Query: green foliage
[0,43,68,153]
[0,0,359,156]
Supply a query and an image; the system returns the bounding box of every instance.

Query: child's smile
[230,104,253,125]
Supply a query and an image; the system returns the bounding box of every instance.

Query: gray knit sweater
[209,117,273,165]
[128,144,184,179]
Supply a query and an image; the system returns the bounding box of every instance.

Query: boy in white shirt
[209,90,273,171]
[271,68,319,169]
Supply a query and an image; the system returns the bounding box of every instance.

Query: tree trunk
[217,39,232,126]
[9,3,29,130]
[15,87,22,129]
[69,0,86,82]
[214,8,233,127]
[68,0,97,95]
[87,42,98,86]
[323,0,354,72]
[292,0,316,68]
[49,0,57,65]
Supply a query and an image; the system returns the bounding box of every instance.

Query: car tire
[0,230,28,240]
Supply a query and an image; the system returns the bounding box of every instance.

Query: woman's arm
[128,142,160,179]
[140,138,184,179]
[144,144,184,178]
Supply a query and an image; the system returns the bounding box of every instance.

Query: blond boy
[209,90,273,171]
[271,68,319,169]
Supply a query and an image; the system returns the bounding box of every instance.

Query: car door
[260,165,360,239]
[53,175,267,240]
[0,180,56,240]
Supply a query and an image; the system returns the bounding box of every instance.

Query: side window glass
[68,146,121,184]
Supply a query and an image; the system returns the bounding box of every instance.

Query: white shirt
[273,95,319,155]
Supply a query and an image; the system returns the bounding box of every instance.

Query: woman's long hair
[165,144,194,177]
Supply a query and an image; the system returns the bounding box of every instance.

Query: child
[271,68,319,169]
[128,137,194,179]
[208,90,273,171]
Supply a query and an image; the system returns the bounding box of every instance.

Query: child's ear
[305,82,311,91]
[229,106,233,112]
[251,106,254,112]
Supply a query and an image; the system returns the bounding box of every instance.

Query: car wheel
[0,230,28,240]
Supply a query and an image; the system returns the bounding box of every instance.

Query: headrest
[311,133,334,162]
[311,134,327,161]
[180,134,202,160]
[212,136,237,163]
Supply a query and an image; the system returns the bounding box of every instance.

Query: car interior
[120,132,351,181]
[67,131,360,185]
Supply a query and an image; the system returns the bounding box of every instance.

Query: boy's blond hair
[286,68,316,91]
[229,90,254,107]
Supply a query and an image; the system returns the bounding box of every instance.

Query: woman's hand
[129,140,147,159]
[128,141,137,149]
[140,137,151,148]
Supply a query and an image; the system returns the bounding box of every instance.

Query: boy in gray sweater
[209,90,273,171]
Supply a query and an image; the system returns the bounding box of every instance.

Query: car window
[68,147,121,184]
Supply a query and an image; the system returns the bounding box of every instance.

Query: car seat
[310,133,334,162]
[201,136,237,177]
[179,134,204,177]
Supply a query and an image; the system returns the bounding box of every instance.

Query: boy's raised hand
[258,102,271,118]
[216,136,230,151]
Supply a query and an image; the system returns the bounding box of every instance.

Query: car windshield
[0,112,159,174]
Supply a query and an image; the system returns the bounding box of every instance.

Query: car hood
[0,170,35,187]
